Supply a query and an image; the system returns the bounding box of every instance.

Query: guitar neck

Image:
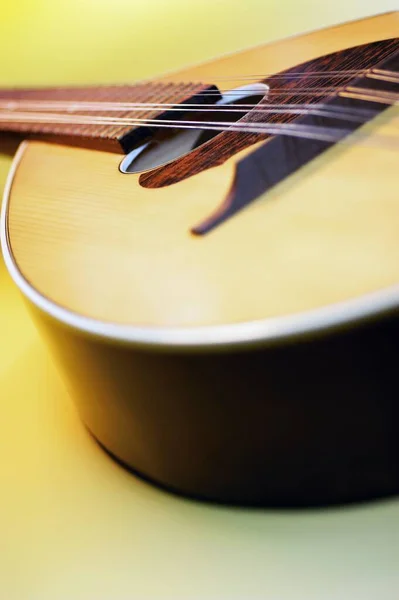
[0,82,216,153]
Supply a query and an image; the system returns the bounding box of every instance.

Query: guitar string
[179,68,399,81]
[0,80,397,152]
[171,70,369,80]
[134,86,399,97]
[0,80,397,113]
[1,64,396,104]
[56,67,392,83]
[0,85,397,117]
[0,110,397,151]
[0,103,396,129]
[0,89,396,126]
[0,56,396,144]
[0,98,381,112]
[1,66,397,104]
[1,84,397,103]
[0,101,384,123]
[0,70,381,95]
[148,75,399,95]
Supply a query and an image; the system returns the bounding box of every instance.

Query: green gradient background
[0,1,398,599]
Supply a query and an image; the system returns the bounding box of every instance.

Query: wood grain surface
[0,82,216,152]
[140,38,398,189]
[5,11,399,328]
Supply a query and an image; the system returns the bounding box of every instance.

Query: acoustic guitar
[1,11,398,506]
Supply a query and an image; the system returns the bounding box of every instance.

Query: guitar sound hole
[119,83,268,174]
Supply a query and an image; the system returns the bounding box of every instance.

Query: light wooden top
[6,11,399,328]
[1,1,399,598]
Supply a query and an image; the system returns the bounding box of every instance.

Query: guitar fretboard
[0,82,217,153]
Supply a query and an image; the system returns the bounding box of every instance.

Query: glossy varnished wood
[142,38,398,233]
[6,11,399,328]
[140,38,398,189]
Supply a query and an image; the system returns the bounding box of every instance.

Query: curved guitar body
[2,12,399,506]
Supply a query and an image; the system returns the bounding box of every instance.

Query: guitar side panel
[19,293,399,507]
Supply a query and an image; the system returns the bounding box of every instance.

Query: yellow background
[1,1,399,598]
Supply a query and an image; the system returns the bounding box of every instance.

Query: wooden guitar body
[1,12,399,506]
